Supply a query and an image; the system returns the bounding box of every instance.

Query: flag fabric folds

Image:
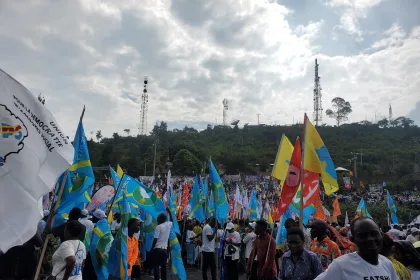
[276,207,293,249]
[289,187,316,225]
[303,115,338,195]
[206,191,215,219]
[168,186,181,235]
[277,137,302,217]
[189,176,204,222]
[108,192,132,280]
[209,159,229,224]
[169,229,187,280]
[90,219,113,280]
[302,171,320,208]
[355,198,372,219]
[332,197,341,217]
[387,190,399,224]
[271,134,294,184]
[249,189,258,221]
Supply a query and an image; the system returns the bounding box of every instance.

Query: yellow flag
[271,134,294,184]
[117,165,124,178]
[303,115,338,195]
[268,211,273,226]
[107,209,113,224]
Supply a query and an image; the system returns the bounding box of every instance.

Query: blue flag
[190,176,204,222]
[387,190,399,224]
[276,207,293,249]
[356,198,372,219]
[168,186,181,235]
[209,159,229,224]
[249,189,258,221]
[90,219,113,280]
[169,229,186,280]
[206,191,215,219]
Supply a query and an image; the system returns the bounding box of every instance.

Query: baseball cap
[226,222,234,230]
[93,209,107,220]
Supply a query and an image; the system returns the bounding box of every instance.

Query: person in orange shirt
[309,220,341,270]
[128,218,141,279]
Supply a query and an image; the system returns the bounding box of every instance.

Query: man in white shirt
[202,218,217,280]
[78,209,94,238]
[243,223,256,264]
[152,209,173,280]
[224,222,241,280]
[315,217,399,280]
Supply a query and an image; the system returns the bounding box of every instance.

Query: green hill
[88,118,420,191]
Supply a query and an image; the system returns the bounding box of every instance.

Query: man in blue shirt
[279,227,323,280]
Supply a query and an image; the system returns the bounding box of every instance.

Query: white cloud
[325,0,384,40]
[0,0,419,138]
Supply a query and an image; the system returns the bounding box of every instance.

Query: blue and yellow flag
[271,134,294,184]
[113,175,165,219]
[276,207,293,249]
[249,189,258,221]
[108,191,130,280]
[60,120,95,206]
[289,187,316,225]
[168,186,181,235]
[303,115,338,195]
[209,159,229,224]
[140,210,157,253]
[200,176,208,203]
[206,191,215,219]
[190,176,204,222]
[90,219,113,280]
[355,198,372,219]
[169,229,186,280]
[387,190,398,224]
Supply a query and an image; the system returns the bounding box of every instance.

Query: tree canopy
[326,97,352,126]
[88,118,420,191]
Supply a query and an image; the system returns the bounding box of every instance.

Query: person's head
[380,232,394,257]
[68,207,82,221]
[351,217,382,256]
[92,209,107,223]
[226,222,235,233]
[209,217,216,228]
[255,220,268,236]
[64,220,83,240]
[284,218,297,230]
[411,228,419,236]
[128,218,141,234]
[393,240,420,268]
[287,227,305,256]
[187,223,194,230]
[309,220,328,240]
[157,213,167,225]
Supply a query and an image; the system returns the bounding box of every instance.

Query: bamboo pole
[300,114,307,230]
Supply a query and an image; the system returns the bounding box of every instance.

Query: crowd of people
[5,203,420,280]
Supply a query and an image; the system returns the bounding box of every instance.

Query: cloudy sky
[1,0,419,137]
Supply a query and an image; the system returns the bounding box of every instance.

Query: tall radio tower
[223,98,228,126]
[389,103,393,122]
[313,58,323,126]
[139,77,148,135]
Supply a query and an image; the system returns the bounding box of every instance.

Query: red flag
[302,171,320,208]
[277,138,302,217]
[313,194,326,221]
[332,197,341,217]
[181,183,190,212]
[229,196,235,218]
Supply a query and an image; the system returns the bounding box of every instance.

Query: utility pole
[257,113,260,125]
[350,152,361,178]
[152,139,159,179]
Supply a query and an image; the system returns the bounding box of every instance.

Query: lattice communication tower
[389,103,393,122]
[313,59,323,126]
[223,98,228,126]
[139,77,148,135]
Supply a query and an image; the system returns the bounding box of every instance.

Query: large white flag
[0,69,73,252]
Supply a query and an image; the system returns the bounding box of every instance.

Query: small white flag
[0,69,73,252]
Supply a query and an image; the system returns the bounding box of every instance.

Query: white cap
[226,222,234,230]
[249,222,256,229]
[93,209,107,220]
[43,210,50,217]
[412,228,419,233]
[81,209,89,217]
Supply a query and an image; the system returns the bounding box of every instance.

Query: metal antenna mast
[139,76,148,135]
[313,58,323,126]
[223,98,228,126]
[389,103,393,122]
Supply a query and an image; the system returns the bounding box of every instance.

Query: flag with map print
[169,229,186,280]
[189,176,204,222]
[90,219,113,280]
[113,174,165,219]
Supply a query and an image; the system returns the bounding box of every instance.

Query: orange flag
[332,197,341,217]
[313,194,326,221]
[181,183,190,212]
[360,180,365,188]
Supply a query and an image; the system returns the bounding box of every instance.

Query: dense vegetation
[88,116,420,192]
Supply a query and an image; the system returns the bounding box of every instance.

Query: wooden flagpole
[300,114,307,230]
